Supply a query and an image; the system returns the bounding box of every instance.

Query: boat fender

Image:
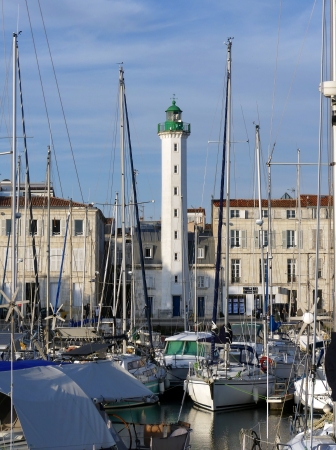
[159,381,165,394]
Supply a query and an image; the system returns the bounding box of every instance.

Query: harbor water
[108,393,293,449]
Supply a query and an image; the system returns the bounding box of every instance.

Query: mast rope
[23,0,64,199]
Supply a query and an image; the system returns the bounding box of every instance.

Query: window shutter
[296,230,303,249]
[239,210,247,219]
[254,231,260,248]
[230,230,234,248]
[319,229,323,249]
[270,231,276,249]
[85,219,90,236]
[312,229,316,250]
[331,229,334,249]
[37,219,44,236]
[241,230,247,248]
[61,219,66,236]
[282,231,287,248]
[205,276,210,288]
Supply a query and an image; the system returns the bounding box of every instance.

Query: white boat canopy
[0,365,116,450]
[59,359,158,404]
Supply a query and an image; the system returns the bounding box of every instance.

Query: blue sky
[0,0,328,220]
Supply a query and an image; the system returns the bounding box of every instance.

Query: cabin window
[165,341,184,355]
[184,341,197,356]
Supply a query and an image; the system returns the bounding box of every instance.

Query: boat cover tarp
[55,327,99,339]
[0,360,58,371]
[59,359,157,403]
[325,331,336,400]
[0,365,116,450]
[63,342,112,356]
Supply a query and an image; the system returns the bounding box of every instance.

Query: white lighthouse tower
[158,99,190,324]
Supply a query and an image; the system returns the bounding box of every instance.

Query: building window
[262,210,268,218]
[174,253,178,261]
[231,259,241,283]
[5,219,11,235]
[198,297,205,317]
[261,230,268,247]
[174,143,178,152]
[287,259,296,282]
[230,210,239,218]
[230,230,240,247]
[174,275,178,283]
[230,230,246,248]
[174,186,179,195]
[286,230,295,248]
[197,276,209,288]
[173,165,178,174]
[174,230,178,239]
[286,210,296,219]
[52,219,60,235]
[74,220,83,236]
[197,247,205,259]
[259,259,267,283]
[144,246,152,259]
[174,209,178,217]
[30,220,37,236]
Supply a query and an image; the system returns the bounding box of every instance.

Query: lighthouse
[158,99,190,323]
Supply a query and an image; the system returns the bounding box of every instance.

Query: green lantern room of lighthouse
[158,100,191,133]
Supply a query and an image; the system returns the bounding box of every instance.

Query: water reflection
[108,397,293,450]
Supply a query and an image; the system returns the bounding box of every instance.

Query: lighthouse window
[174,230,178,239]
[174,187,179,195]
[174,253,178,261]
[174,143,178,152]
[174,209,178,217]
[174,165,178,174]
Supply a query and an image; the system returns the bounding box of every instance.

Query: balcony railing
[158,122,190,133]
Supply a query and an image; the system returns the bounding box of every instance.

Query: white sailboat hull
[187,374,275,412]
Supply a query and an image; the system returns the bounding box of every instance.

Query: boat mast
[255,125,266,351]
[211,38,232,361]
[46,147,51,353]
[113,193,118,334]
[223,38,232,340]
[11,33,17,311]
[120,66,127,354]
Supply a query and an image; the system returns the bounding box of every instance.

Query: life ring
[259,356,275,372]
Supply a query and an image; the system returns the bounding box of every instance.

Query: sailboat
[186,39,275,412]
